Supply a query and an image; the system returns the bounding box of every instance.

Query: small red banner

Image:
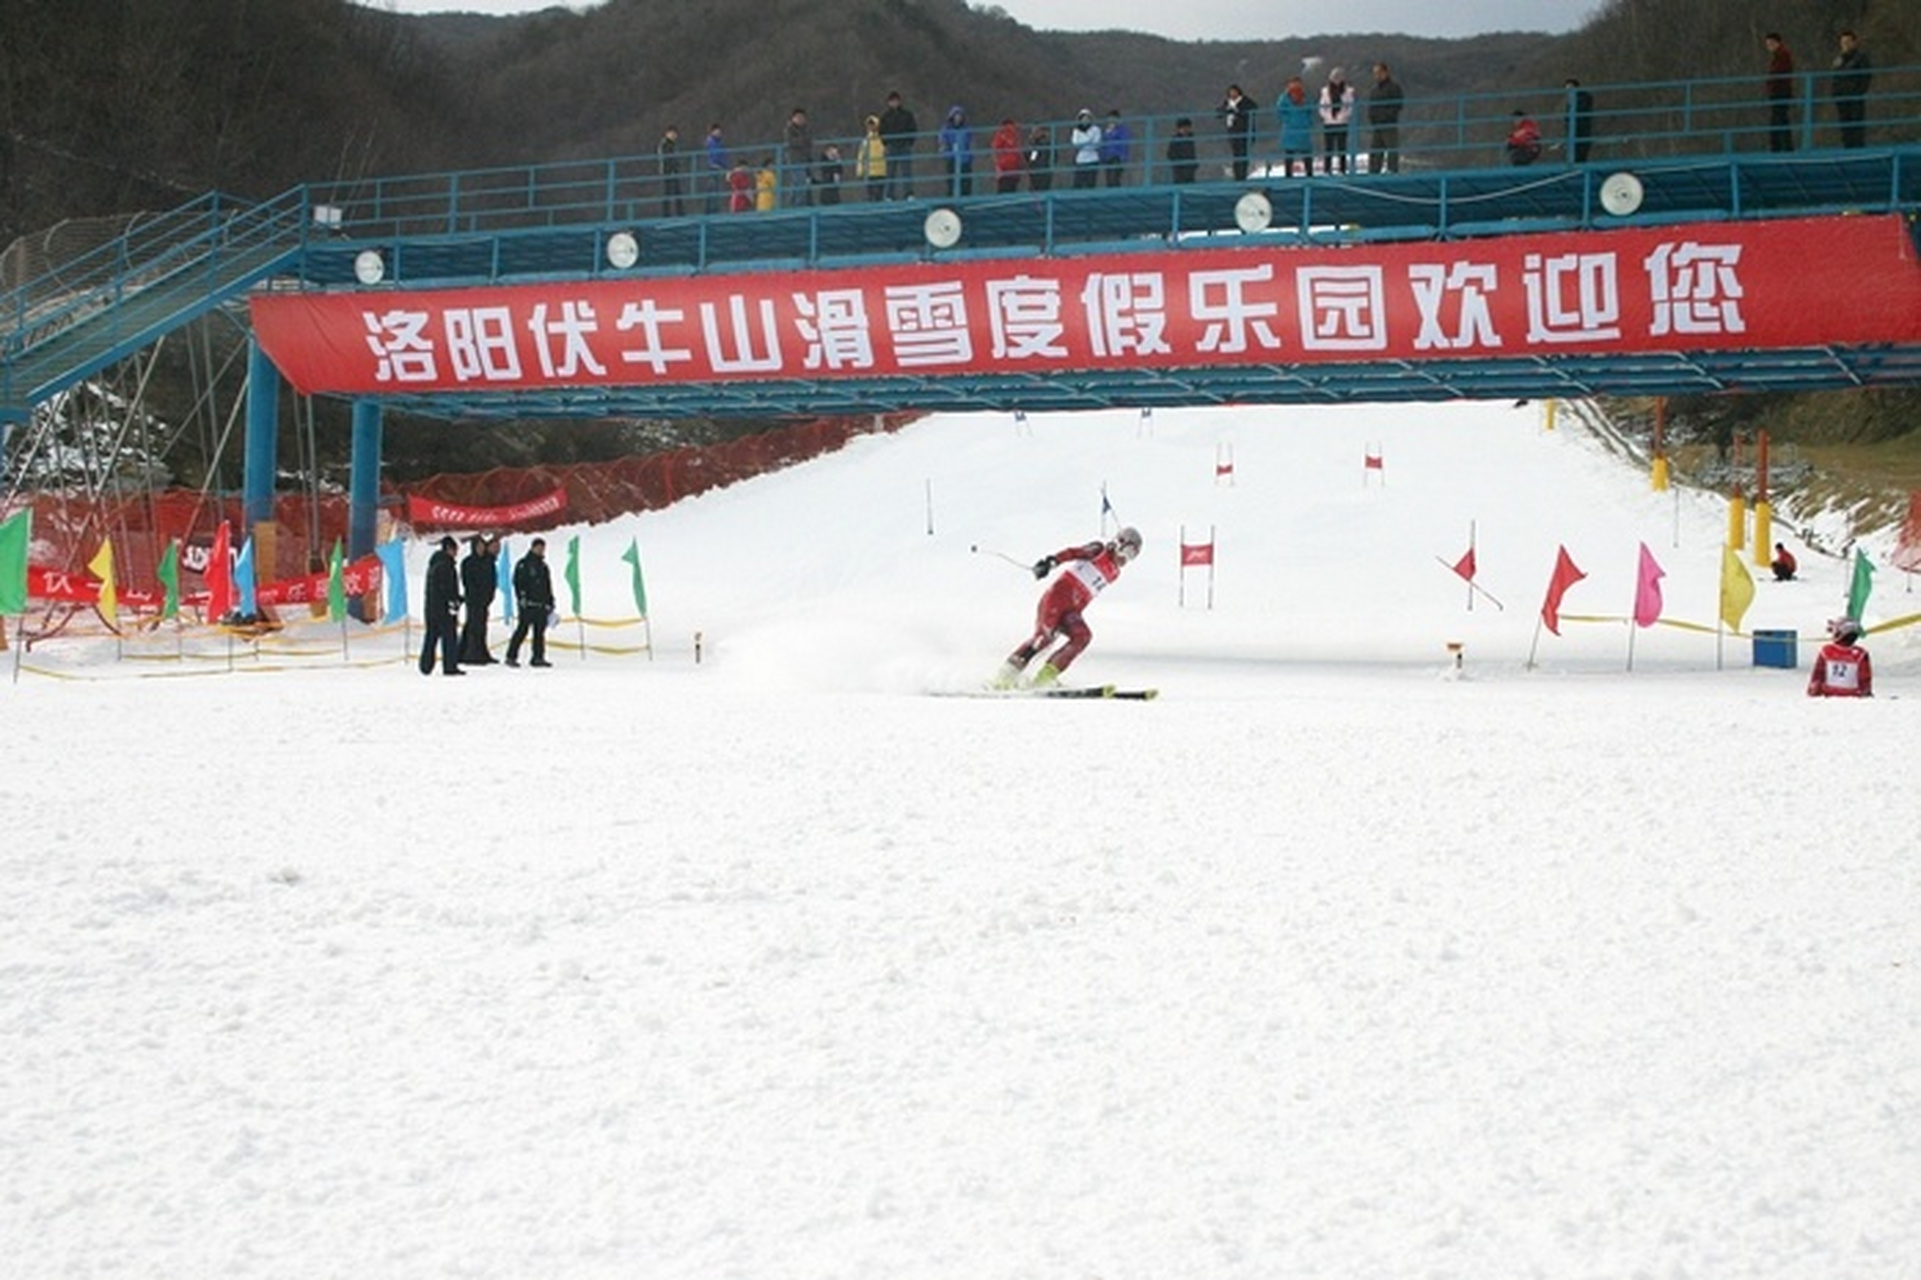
[1181,543,1215,567]
[405,487,568,529]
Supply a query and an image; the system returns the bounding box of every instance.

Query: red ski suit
[1010,540,1127,675]
[1807,640,1873,697]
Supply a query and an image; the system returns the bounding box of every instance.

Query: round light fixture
[352,249,386,285]
[606,231,640,269]
[923,207,963,250]
[1599,172,1644,217]
[1233,190,1273,233]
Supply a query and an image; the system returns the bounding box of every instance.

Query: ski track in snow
[5,403,1918,1278]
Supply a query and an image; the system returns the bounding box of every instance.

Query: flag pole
[1178,524,1186,608]
[1526,616,1543,670]
[1467,520,1475,611]
[1207,524,1216,610]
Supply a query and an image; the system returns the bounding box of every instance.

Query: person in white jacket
[1070,109,1103,189]
[1319,68,1356,174]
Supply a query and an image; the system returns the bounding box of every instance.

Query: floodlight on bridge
[1233,191,1273,233]
[352,250,385,285]
[605,231,640,269]
[1600,172,1645,216]
[923,207,963,250]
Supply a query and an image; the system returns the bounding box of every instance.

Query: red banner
[251,215,1921,397]
[405,487,567,529]
[1180,543,1215,566]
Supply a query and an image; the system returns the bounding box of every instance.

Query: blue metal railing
[300,63,1921,240]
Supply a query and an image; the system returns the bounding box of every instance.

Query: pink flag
[1450,546,1477,582]
[1633,541,1665,628]
[1540,545,1585,636]
[205,521,234,621]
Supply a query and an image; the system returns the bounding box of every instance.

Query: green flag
[0,510,30,614]
[1846,547,1874,623]
[621,538,648,617]
[156,538,181,620]
[327,539,347,621]
[564,535,582,615]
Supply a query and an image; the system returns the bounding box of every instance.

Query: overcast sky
[367,0,1597,41]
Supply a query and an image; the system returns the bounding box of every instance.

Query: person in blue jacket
[938,105,974,197]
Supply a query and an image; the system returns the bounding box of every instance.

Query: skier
[993,526,1142,689]
[1807,616,1873,697]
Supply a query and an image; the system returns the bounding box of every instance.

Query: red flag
[1181,542,1215,566]
[205,521,234,621]
[1450,547,1477,582]
[1632,542,1665,628]
[1364,451,1384,470]
[1539,545,1586,636]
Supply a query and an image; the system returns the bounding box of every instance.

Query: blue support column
[243,341,282,527]
[348,399,383,562]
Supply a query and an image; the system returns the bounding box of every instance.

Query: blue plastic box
[1752,629,1798,669]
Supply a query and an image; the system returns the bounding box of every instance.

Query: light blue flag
[235,536,257,615]
[496,538,514,624]
[375,538,408,623]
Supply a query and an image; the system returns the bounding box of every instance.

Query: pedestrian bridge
[3,67,1921,560]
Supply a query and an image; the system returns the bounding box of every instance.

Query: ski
[932,683,1157,700]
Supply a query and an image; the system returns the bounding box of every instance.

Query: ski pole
[970,544,1033,572]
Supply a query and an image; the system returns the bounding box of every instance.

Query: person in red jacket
[993,526,1141,688]
[1808,616,1873,697]
[1771,542,1798,581]
[990,118,1025,193]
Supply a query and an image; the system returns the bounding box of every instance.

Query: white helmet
[1830,616,1863,644]
[1113,526,1142,563]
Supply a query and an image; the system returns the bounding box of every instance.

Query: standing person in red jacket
[993,527,1141,689]
[1808,616,1873,697]
[990,118,1025,193]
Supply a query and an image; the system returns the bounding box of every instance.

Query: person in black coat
[459,534,499,665]
[505,537,556,668]
[1218,84,1258,181]
[419,535,464,676]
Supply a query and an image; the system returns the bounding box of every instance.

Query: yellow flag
[88,537,118,628]
[1719,544,1754,632]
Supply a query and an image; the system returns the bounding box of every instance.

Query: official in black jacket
[459,534,499,665]
[505,537,556,668]
[419,535,464,676]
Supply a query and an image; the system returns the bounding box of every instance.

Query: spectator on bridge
[727,158,754,212]
[1070,109,1103,189]
[1831,30,1872,149]
[879,91,918,199]
[1167,117,1198,184]
[1100,110,1131,186]
[783,108,815,206]
[938,104,974,198]
[754,156,778,211]
[418,535,463,677]
[1367,63,1405,174]
[991,118,1025,194]
[1771,542,1798,581]
[1505,111,1542,165]
[703,123,729,213]
[1278,76,1315,176]
[459,534,499,666]
[1025,124,1055,191]
[856,115,888,202]
[1219,84,1258,181]
[1808,616,1873,697]
[657,124,685,217]
[1764,33,1795,153]
[1564,78,1595,162]
[505,538,555,668]
[1319,68,1356,174]
[817,143,844,205]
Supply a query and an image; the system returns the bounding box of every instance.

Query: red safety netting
[7,412,919,599]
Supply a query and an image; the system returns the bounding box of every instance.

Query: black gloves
[1033,556,1056,579]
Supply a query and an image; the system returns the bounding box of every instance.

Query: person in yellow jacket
[754,156,779,211]
[856,115,888,203]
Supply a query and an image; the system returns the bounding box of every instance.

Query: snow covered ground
[6,402,1918,1279]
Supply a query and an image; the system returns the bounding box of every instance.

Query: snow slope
[5,403,1918,1280]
